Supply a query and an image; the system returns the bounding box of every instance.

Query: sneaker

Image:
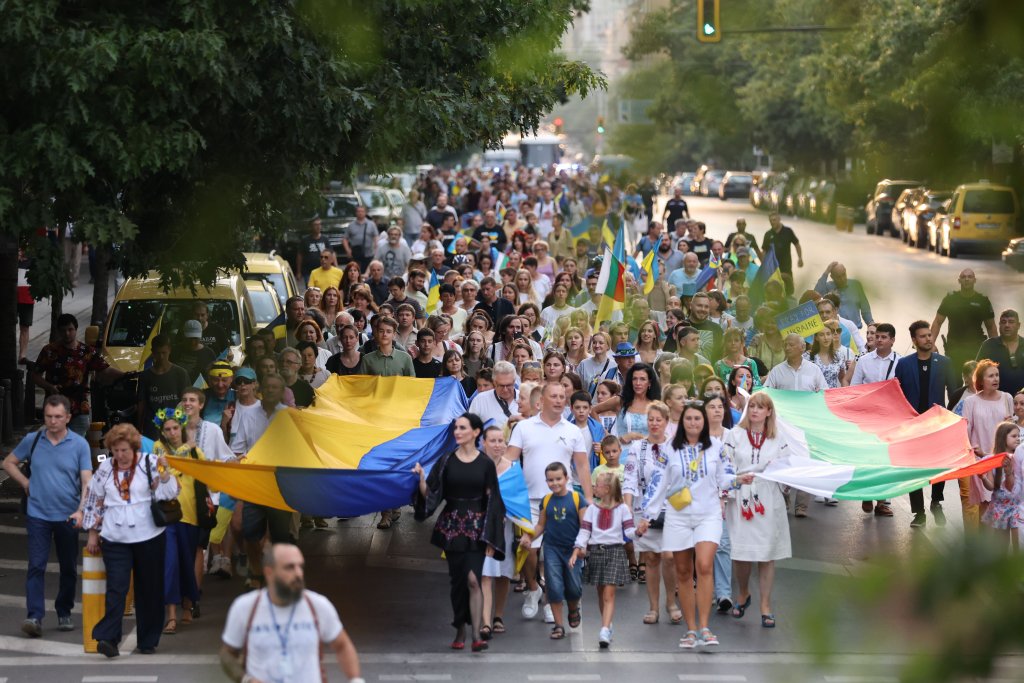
[861,501,874,513]
[522,588,542,619]
[931,503,947,527]
[874,503,894,517]
[794,504,808,518]
[543,604,555,624]
[716,597,732,613]
[824,498,839,507]
[314,517,329,529]
[598,626,612,649]
[96,639,119,658]
[211,555,232,579]
[910,512,927,528]
[21,618,41,638]
[57,616,73,632]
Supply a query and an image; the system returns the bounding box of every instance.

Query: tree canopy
[0,0,603,288]
[613,0,1024,181]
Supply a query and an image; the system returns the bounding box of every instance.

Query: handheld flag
[498,463,534,533]
[568,217,592,245]
[140,311,164,370]
[426,269,441,312]
[748,246,784,306]
[601,217,616,250]
[595,221,627,325]
[693,251,722,292]
[446,227,473,254]
[641,236,663,294]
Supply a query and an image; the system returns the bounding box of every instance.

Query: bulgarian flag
[595,221,627,326]
[755,380,1005,500]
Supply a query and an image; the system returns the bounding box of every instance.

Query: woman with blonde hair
[514,269,541,305]
[722,392,791,628]
[562,327,590,376]
[635,320,662,366]
[461,330,493,379]
[303,286,323,311]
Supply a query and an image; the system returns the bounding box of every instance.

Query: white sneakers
[543,604,555,624]
[522,588,543,619]
[598,626,612,648]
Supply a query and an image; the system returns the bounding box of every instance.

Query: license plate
[976,223,1001,229]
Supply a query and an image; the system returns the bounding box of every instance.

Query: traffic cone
[82,548,106,653]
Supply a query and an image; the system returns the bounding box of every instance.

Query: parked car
[865,179,924,237]
[894,187,926,242]
[767,173,789,212]
[691,165,711,194]
[749,172,770,209]
[784,176,808,216]
[809,179,836,222]
[280,183,364,260]
[1002,237,1024,271]
[700,169,727,196]
[676,172,696,194]
[936,180,1021,258]
[906,190,951,249]
[239,251,299,307]
[718,172,753,200]
[928,199,952,254]
[796,178,825,217]
[245,279,284,330]
[357,185,400,232]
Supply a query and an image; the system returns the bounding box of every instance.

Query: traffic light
[596,116,605,134]
[554,117,564,135]
[697,0,721,43]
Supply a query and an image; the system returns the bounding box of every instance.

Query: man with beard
[220,543,363,683]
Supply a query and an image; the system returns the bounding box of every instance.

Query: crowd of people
[5,164,1024,662]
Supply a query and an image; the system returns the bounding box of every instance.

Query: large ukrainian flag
[169,376,468,517]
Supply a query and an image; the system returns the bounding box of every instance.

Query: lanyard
[266,592,300,655]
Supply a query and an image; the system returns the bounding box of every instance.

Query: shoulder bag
[17,430,44,515]
[145,454,183,526]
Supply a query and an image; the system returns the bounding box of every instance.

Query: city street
[1,196,1021,682]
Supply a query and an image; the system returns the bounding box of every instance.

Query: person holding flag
[595,221,629,328]
[426,268,442,314]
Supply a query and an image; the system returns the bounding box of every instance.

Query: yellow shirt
[155,442,207,526]
[307,266,344,291]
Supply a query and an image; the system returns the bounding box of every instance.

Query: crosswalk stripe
[0,558,83,574]
[679,676,748,682]
[82,677,159,682]
[379,677,453,681]
[0,593,82,613]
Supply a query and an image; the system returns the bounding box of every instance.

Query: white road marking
[0,558,83,574]
[528,676,601,681]
[121,626,138,656]
[379,676,452,681]
[0,525,27,536]
[0,634,85,656]
[679,676,748,682]
[0,592,82,614]
[824,678,898,683]
[82,677,158,682]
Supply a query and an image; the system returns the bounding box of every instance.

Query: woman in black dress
[413,413,506,652]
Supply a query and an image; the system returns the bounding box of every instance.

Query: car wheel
[948,240,958,259]
[916,229,927,249]
[866,221,875,235]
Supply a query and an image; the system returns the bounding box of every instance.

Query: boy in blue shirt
[519,462,586,639]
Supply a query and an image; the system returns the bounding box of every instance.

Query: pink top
[963,391,1014,505]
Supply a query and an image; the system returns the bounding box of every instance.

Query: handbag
[190,448,218,530]
[17,430,44,515]
[145,454,182,526]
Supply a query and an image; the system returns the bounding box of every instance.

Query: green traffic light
[597,126,605,134]
[703,23,715,35]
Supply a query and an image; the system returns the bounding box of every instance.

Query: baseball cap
[183,320,202,339]
[234,367,258,383]
[612,342,639,358]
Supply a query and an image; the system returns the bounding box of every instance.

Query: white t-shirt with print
[222,589,342,683]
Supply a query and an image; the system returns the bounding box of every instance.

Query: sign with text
[775,301,825,338]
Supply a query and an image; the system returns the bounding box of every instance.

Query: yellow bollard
[82,548,106,653]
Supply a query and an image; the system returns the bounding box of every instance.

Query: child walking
[519,462,586,640]
[571,471,635,649]
[981,421,1022,548]
[591,436,638,580]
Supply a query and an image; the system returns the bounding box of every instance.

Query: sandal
[549,625,566,640]
[492,617,505,634]
[162,619,177,635]
[679,630,699,649]
[376,516,393,530]
[642,610,659,625]
[568,606,581,629]
[667,607,684,625]
[731,595,751,619]
[699,627,719,646]
[636,563,647,584]
[761,614,776,628]
[629,563,639,581]
[479,625,492,641]
[512,578,527,593]
[180,609,193,626]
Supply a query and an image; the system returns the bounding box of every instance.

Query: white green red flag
[756,380,1005,499]
[595,221,627,325]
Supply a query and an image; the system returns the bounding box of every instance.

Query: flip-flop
[162,619,177,635]
[492,617,506,634]
[550,625,566,640]
[642,610,659,624]
[479,625,492,641]
[761,614,776,628]
[731,595,751,619]
[668,607,684,625]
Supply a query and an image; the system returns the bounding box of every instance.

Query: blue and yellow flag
[140,312,164,370]
[446,227,473,254]
[169,376,469,517]
[640,236,663,294]
[426,268,441,312]
[748,246,785,306]
[498,462,534,533]
[568,217,592,244]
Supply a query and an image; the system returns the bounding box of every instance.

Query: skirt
[633,512,663,553]
[482,520,515,578]
[982,490,1023,530]
[583,544,629,586]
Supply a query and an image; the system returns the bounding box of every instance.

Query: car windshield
[963,189,1015,214]
[243,273,287,305]
[386,190,406,206]
[106,299,240,347]
[358,189,390,208]
[322,194,360,219]
[248,290,280,324]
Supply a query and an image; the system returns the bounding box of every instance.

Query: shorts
[242,503,296,544]
[529,498,544,549]
[209,506,233,545]
[661,514,723,552]
[17,303,33,328]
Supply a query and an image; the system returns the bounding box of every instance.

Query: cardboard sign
[775,301,825,338]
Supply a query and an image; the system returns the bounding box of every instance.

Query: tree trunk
[50,230,65,342]
[91,245,110,327]
[0,236,23,428]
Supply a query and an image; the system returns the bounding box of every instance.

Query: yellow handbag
[668,486,692,511]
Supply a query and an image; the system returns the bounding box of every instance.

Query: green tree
[0,0,602,420]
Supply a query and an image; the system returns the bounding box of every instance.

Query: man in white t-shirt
[468,361,519,427]
[220,544,363,683]
[505,382,590,620]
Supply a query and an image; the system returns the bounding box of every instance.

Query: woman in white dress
[622,402,682,625]
[637,401,737,649]
[480,426,515,638]
[722,392,791,629]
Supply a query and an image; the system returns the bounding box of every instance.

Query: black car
[866,179,924,237]
[908,190,951,249]
[718,172,754,200]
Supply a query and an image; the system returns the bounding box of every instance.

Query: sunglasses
[703,390,724,399]
[233,378,256,386]
[684,400,705,407]
[521,361,542,369]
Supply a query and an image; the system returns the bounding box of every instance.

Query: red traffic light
[553,117,564,127]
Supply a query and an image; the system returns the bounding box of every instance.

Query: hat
[183,320,202,339]
[612,342,639,358]
[234,367,258,382]
[208,361,235,379]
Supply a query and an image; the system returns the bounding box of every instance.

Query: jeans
[94,533,166,650]
[714,523,732,601]
[26,516,80,621]
[69,414,91,437]
[543,544,582,604]
[164,523,200,607]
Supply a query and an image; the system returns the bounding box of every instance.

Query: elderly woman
[83,424,179,657]
[296,340,331,388]
[294,319,333,368]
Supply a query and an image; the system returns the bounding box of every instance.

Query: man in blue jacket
[894,320,958,529]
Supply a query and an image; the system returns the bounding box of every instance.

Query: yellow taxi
[103,272,255,371]
[239,251,299,307]
[245,278,284,330]
[938,181,1021,258]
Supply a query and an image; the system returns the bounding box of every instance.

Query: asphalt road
[1,196,1021,682]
